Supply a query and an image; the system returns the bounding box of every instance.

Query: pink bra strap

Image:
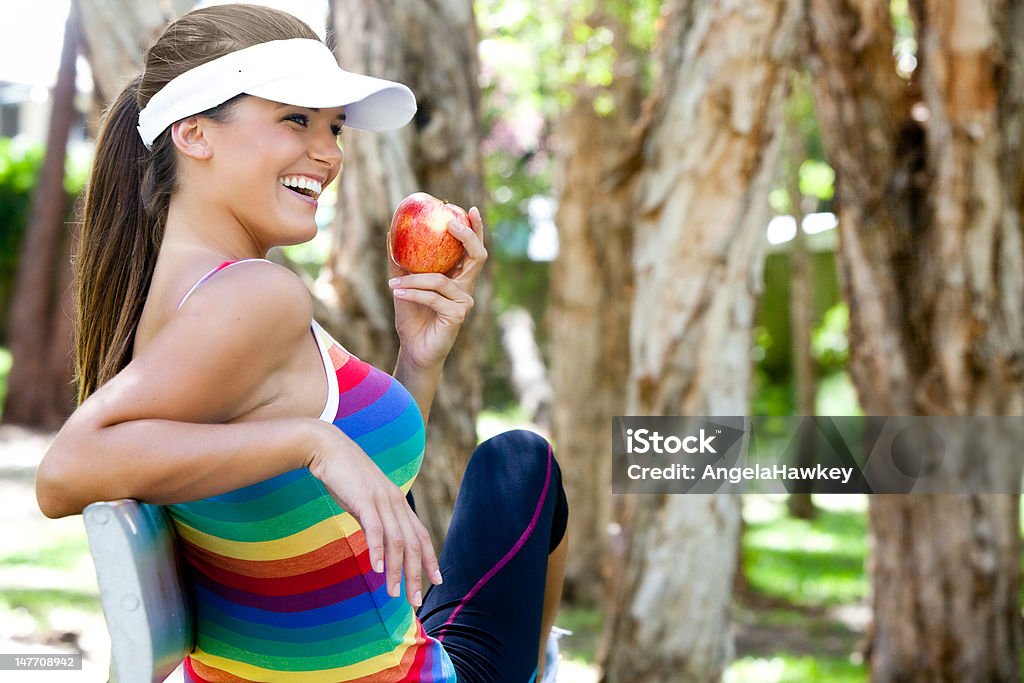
[176,258,273,310]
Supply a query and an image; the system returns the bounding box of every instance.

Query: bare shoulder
[85,260,314,426]
[179,259,312,323]
[168,258,315,385]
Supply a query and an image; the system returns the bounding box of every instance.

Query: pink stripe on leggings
[438,443,553,639]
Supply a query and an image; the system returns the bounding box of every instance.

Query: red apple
[388,192,469,274]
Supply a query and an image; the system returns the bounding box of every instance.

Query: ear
[170,117,212,160]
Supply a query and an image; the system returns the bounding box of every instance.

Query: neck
[164,192,267,261]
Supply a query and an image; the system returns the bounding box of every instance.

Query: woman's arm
[35,261,325,518]
[388,206,487,424]
[36,415,335,519]
[392,351,443,426]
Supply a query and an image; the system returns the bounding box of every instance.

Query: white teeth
[279,175,322,198]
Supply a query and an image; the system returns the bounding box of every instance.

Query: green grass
[0,587,101,632]
[726,655,865,683]
[0,533,90,571]
[1,587,99,613]
[732,495,868,682]
[741,498,868,607]
[554,604,603,665]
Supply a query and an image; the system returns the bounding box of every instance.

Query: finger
[359,505,387,577]
[395,510,425,607]
[446,219,487,263]
[468,206,485,242]
[416,518,443,586]
[392,287,472,323]
[390,273,471,300]
[377,494,406,599]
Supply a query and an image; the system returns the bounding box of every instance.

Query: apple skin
[388,192,469,274]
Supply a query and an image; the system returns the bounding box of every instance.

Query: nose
[309,131,343,176]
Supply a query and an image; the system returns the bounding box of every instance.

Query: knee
[479,428,551,457]
[470,430,569,552]
[469,429,557,488]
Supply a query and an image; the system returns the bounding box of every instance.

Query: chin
[283,223,320,247]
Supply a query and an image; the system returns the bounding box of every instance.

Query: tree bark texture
[327,0,486,547]
[599,1,801,681]
[3,2,79,428]
[807,1,1024,680]
[549,6,642,608]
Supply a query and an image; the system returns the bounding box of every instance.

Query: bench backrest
[83,500,193,683]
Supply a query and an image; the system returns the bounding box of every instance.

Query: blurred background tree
[808,0,1024,679]
[597,1,803,679]
[2,1,80,428]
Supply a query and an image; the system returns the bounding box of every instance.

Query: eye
[331,124,343,138]
[284,113,309,127]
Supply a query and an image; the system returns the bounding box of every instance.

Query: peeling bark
[549,5,642,608]
[599,1,802,680]
[808,1,1024,679]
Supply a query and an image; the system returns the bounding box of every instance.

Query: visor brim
[245,68,417,132]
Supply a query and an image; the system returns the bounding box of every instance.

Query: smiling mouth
[279,175,323,200]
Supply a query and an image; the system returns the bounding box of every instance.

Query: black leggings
[412,429,569,683]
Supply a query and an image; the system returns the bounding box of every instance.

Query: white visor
[136,38,416,149]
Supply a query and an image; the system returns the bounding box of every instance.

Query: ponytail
[74,76,164,403]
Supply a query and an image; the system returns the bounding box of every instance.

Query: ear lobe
[170,117,212,159]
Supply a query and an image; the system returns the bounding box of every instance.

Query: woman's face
[195,95,345,252]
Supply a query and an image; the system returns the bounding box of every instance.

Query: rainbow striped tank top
[167,260,457,682]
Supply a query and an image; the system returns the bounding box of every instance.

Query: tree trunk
[327,0,486,547]
[599,1,801,681]
[2,2,79,429]
[75,0,193,102]
[548,5,642,608]
[807,1,1024,680]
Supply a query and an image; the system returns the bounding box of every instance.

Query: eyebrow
[277,104,346,121]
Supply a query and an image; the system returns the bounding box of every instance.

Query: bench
[83,500,193,683]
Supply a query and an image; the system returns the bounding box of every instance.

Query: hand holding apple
[386,197,487,374]
[388,193,469,274]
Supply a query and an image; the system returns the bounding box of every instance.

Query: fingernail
[393,288,406,297]
[392,582,401,597]
[375,559,384,573]
[433,569,443,584]
[449,220,464,231]
[389,278,400,287]
[413,590,422,606]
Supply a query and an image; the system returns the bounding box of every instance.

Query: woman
[35,5,568,682]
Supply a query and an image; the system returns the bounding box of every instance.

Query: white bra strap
[176,258,274,310]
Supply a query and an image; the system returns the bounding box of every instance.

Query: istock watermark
[611,416,1024,494]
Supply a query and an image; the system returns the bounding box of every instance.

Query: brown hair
[74,4,320,403]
